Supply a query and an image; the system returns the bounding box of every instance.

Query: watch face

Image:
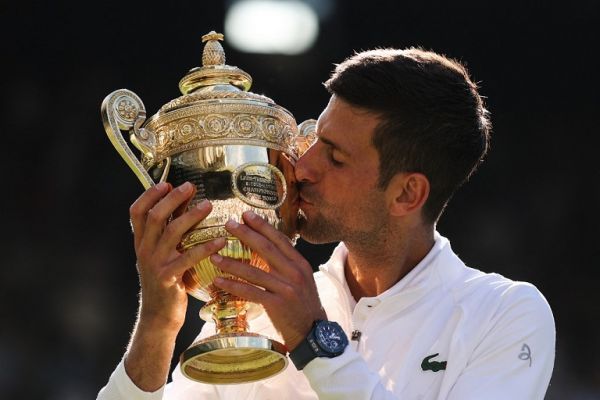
[315,321,348,354]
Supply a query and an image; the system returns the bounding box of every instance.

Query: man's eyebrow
[318,135,350,156]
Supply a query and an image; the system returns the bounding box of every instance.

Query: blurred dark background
[1,1,598,398]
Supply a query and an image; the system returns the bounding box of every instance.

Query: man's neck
[344,226,435,300]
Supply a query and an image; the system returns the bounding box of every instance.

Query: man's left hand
[211,210,327,351]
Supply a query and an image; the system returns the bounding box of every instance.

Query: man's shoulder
[448,264,553,326]
[432,240,548,311]
[454,264,543,297]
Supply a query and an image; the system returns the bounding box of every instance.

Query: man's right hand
[124,181,226,391]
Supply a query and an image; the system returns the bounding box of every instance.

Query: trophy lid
[137,31,299,168]
[177,31,252,95]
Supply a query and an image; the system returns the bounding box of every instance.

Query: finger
[213,275,277,307]
[163,237,227,277]
[224,219,298,280]
[140,182,195,252]
[155,200,213,259]
[242,211,303,262]
[130,182,171,250]
[173,185,197,219]
[226,214,313,281]
[210,254,286,293]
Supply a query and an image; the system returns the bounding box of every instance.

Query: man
[98,48,555,399]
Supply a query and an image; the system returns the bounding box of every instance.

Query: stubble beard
[297,194,389,248]
[297,209,341,244]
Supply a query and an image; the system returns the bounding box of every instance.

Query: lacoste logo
[421,353,447,372]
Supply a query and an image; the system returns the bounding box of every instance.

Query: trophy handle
[296,119,318,158]
[101,89,156,189]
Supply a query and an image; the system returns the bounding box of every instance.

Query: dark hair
[324,48,491,224]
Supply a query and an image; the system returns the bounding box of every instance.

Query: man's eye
[328,149,343,166]
[330,156,343,166]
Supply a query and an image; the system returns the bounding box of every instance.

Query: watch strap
[289,333,318,370]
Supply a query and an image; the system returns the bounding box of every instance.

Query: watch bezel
[312,320,348,356]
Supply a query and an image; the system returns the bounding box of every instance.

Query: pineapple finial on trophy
[179,30,252,95]
[201,31,226,66]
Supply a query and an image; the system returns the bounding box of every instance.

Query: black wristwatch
[289,320,349,370]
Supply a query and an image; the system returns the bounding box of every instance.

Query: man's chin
[297,217,340,245]
[298,233,339,245]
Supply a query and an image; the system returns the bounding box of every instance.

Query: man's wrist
[286,325,315,352]
[289,320,349,370]
[124,322,178,392]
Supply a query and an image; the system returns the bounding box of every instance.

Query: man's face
[295,96,389,245]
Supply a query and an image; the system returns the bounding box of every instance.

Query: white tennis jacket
[98,232,555,399]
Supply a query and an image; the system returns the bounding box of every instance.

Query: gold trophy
[101,31,316,384]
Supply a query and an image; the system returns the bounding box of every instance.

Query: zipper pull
[351,330,362,342]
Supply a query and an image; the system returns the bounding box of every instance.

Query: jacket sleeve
[96,358,165,400]
[445,283,555,400]
[96,322,221,400]
[303,346,401,399]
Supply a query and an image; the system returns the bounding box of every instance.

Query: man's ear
[386,173,430,217]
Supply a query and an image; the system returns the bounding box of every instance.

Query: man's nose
[295,143,318,183]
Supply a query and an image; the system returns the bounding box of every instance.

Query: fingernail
[156,182,168,191]
[214,237,226,246]
[196,200,210,210]
[244,210,257,220]
[226,219,239,229]
[178,182,192,193]
[211,254,223,263]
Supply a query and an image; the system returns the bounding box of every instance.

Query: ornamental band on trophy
[101,31,316,385]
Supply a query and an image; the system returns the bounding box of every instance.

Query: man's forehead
[315,96,380,154]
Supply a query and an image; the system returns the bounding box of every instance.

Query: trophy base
[180,332,288,384]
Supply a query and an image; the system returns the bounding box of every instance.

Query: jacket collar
[318,231,465,306]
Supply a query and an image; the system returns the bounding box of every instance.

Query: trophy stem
[204,291,249,334]
[180,237,288,384]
